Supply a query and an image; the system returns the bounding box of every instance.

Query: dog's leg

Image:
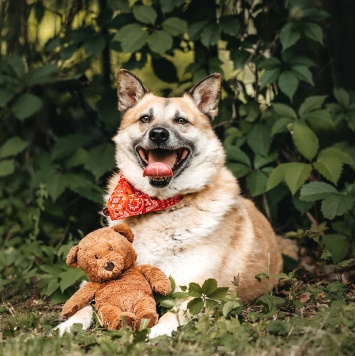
[55,304,93,336]
[149,299,189,338]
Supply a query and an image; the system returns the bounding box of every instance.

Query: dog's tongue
[143,150,176,177]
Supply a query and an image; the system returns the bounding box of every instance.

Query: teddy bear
[61,223,171,330]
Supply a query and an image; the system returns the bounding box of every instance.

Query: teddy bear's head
[66,224,137,283]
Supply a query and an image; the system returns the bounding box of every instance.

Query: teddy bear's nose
[105,262,115,271]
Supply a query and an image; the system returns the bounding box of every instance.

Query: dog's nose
[105,262,114,271]
[149,127,169,144]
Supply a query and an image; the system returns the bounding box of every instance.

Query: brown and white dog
[57,69,283,337]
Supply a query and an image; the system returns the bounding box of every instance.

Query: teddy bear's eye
[109,247,113,251]
[95,254,99,259]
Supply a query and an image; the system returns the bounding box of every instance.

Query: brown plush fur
[61,224,171,330]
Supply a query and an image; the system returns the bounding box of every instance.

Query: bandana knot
[103,174,181,220]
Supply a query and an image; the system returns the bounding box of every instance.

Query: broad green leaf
[7,55,25,78]
[247,124,272,155]
[226,163,250,178]
[278,71,298,101]
[65,148,88,169]
[12,94,43,121]
[302,110,334,132]
[267,164,289,191]
[272,103,297,119]
[230,49,250,69]
[319,147,354,166]
[302,8,330,21]
[59,269,86,293]
[45,279,60,296]
[321,194,354,220]
[260,68,281,88]
[69,184,103,204]
[292,122,319,161]
[288,56,316,67]
[220,15,240,36]
[188,21,209,40]
[253,151,277,169]
[302,22,323,44]
[201,23,221,47]
[85,143,115,179]
[284,162,312,195]
[0,136,29,159]
[83,35,106,57]
[299,96,327,116]
[259,57,281,70]
[222,301,241,317]
[239,101,260,122]
[300,182,338,202]
[152,57,178,83]
[132,5,157,24]
[225,145,251,166]
[290,65,314,85]
[52,134,92,160]
[148,31,173,54]
[323,234,350,264]
[208,287,229,300]
[246,171,268,197]
[187,297,203,315]
[201,278,217,295]
[188,282,202,297]
[27,64,58,85]
[162,17,187,36]
[45,173,67,201]
[158,0,185,14]
[279,22,301,51]
[120,26,148,53]
[333,87,350,108]
[271,118,292,135]
[0,160,15,177]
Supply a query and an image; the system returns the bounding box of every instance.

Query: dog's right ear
[117,69,150,113]
[66,245,79,268]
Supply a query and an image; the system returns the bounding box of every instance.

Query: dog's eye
[174,117,188,125]
[109,247,113,251]
[139,115,151,124]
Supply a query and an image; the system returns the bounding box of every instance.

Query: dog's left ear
[112,223,134,243]
[117,69,151,113]
[187,73,221,120]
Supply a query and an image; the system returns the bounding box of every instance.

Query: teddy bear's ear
[112,223,134,243]
[66,245,79,268]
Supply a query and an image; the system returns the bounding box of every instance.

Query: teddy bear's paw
[135,309,158,330]
[153,281,172,296]
[61,305,78,319]
[104,311,136,330]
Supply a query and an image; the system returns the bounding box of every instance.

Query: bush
[0,0,354,301]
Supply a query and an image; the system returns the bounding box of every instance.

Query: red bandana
[103,174,181,220]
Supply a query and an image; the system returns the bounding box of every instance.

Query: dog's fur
[56,70,283,337]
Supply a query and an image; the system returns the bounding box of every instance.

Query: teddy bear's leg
[133,297,159,330]
[97,305,136,330]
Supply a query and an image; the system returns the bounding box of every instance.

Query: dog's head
[113,69,226,199]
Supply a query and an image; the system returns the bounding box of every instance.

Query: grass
[1,269,355,356]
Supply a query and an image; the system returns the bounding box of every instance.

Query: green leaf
[152,57,178,83]
[187,297,203,315]
[45,279,60,296]
[222,301,241,317]
[302,22,323,44]
[246,171,268,197]
[323,234,350,263]
[148,31,173,54]
[279,22,301,51]
[230,49,250,69]
[247,124,272,155]
[289,56,316,67]
[299,96,327,116]
[188,21,209,40]
[220,15,240,36]
[208,287,229,300]
[162,17,187,36]
[278,71,298,101]
[267,164,289,191]
[300,182,338,202]
[116,24,148,53]
[188,282,202,297]
[260,68,281,89]
[272,103,297,119]
[259,57,281,69]
[302,110,334,132]
[201,279,217,295]
[226,163,250,178]
[45,173,67,201]
[290,65,314,85]
[321,194,354,220]
[201,23,221,47]
[83,35,106,57]
[292,122,319,161]
[271,118,292,135]
[59,269,86,293]
[225,145,251,166]
[132,5,157,24]
[52,134,92,160]
[333,87,350,108]
[158,0,185,14]
[0,160,15,177]
[12,94,43,121]
[85,143,115,179]
[0,136,29,159]
[27,64,58,85]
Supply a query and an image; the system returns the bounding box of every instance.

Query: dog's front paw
[149,322,175,338]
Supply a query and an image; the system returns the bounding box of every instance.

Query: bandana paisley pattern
[103,174,181,220]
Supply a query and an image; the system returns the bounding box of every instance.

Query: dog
[56,69,283,337]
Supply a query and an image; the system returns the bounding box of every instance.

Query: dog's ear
[187,73,221,120]
[66,245,79,268]
[112,223,134,243]
[117,69,150,113]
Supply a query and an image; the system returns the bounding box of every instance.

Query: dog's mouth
[136,147,190,188]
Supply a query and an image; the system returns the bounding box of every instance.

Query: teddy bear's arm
[137,264,172,296]
[61,282,100,318]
